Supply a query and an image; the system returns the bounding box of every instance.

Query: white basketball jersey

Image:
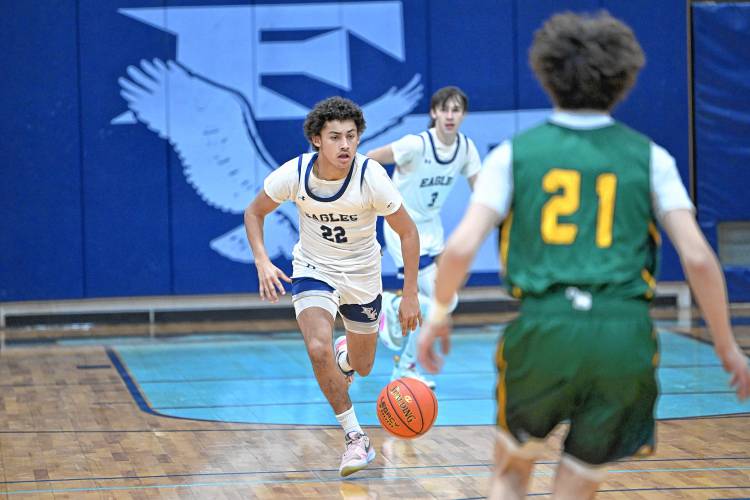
[264,152,402,274]
[384,129,482,266]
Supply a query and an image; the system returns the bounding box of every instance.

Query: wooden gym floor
[0,305,749,499]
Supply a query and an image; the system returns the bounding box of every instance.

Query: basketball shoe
[339,431,376,477]
[391,355,436,390]
[334,336,354,385]
[377,291,403,351]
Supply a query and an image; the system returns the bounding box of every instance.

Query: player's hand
[717,343,750,400]
[418,318,452,374]
[255,259,291,303]
[398,292,422,334]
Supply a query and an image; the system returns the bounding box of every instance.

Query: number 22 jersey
[264,152,402,275]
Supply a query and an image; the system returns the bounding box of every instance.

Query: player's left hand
[398,292,422,334]
[418,319,452,374]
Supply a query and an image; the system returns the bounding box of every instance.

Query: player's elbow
[243,202,264,232]
[406,221,419,241]
[396,218,419,244]
[243,204,255,224]
[682,249,715,275]
[681,242,718,278]
[445,229,481,262]
[442,241,474,268]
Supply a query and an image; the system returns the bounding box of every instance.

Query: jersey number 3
[321,225,348,243]
[541,168,616,248]
[426,192,439,208]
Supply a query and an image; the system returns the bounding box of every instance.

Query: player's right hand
[718,343,750,400]
[256,259,291,303]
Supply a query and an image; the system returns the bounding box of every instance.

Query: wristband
[428,299,451,324]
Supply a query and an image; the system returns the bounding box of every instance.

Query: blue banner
[693,2,750,301]
[1,0,689,300]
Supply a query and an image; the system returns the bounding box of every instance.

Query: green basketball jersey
[501,121,660,299]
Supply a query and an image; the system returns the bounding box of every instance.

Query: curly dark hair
[303,97,366,151]
[428,86,469,128]
[529,11,645,111]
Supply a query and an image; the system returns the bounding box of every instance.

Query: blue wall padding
[0,0,85,300]
[693,2,750,301]
[2,0,692,300]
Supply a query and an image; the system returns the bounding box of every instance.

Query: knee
[306,338,331,367]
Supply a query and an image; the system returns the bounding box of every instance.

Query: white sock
[336,406,363,435]
[337,349,353,373]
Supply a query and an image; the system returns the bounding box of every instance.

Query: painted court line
[5,464,750,496]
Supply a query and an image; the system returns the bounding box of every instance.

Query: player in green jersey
[418,11,750,500]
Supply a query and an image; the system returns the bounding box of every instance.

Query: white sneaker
[339,431,376,477]
[391,357,436,390]
[378,292,403,351]
[334,336,354,385]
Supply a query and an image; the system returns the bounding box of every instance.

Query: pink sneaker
[339,431,376,477]
[334,336,354,385]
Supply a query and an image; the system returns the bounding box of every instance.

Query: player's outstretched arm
[662,209,750,400]
[244,191,292,303]
[419,202,501,373]
[365,144,395,165]
[384,205,422,333]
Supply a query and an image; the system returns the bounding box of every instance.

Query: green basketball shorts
[496,291,658,465]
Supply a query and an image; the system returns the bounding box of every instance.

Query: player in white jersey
[366,86,482,388]
[244,97,422,477]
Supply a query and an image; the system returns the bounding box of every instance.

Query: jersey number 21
[540,168,616,248]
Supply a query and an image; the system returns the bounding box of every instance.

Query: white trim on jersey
[473,116,694,222]
[263,152,402,275]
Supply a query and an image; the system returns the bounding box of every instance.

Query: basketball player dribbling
[244,96,422,476]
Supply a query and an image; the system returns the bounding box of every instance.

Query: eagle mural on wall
[114,3,422,264]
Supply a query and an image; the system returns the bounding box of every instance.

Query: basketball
[376,377,438,439]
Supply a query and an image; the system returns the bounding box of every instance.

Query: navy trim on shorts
[359,158,370,189]
[339,294,382,323]
[304,153,355,202]
[397,254,437,275]
[427,130,461,165]
[291,277,335,296]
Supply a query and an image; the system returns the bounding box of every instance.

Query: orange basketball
[376,377,438,439]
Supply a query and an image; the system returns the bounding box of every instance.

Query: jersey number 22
[321,225,348,243]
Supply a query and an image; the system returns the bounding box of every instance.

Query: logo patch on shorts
[361,306,378,321]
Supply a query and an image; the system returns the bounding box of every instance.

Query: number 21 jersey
[473,112,693,299]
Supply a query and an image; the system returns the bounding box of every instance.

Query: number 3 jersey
[473,111,694,299]
[264,152,402,275]
[384,129,482,267]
